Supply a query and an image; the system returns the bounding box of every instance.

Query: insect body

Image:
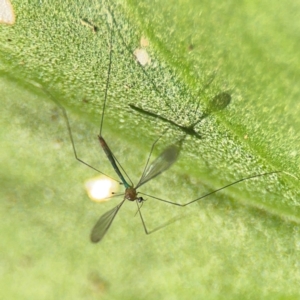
[91,135,181,243]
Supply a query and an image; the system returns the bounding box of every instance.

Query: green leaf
[1,0,300,299]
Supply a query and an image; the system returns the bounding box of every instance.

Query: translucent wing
[90,199,125,243]
[136,144,180,188]
[206,92,231,113]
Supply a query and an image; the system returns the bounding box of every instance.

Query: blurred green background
[1,0,300,299]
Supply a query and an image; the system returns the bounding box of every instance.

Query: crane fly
[88,17,183,242]
[91,135,181,243]
[45,0,289,244]
[45,14,183,243]
[89,7,283,243]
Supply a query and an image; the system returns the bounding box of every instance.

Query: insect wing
[90,199,125,243]
[136,144,180,188]
[206,92,231,113]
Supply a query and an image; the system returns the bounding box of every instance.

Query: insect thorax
[125,186,138,201]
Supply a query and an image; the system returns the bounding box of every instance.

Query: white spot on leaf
[0,0,15,25]
[133,36,151,66]
[133,48,151,66]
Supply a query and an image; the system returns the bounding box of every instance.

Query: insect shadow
[129,92,231,140]
[105,0,230,141]
[44,16,186,243]
[99,1,287,229]
[45,1,287,244]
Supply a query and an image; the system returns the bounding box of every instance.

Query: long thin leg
[105,0,176,113]
[138,171,283,206]
[97,9,134,186]
[43,89,121,182]
[99,7,113,137]
[136,200,183,235]
[105,0,220,121]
